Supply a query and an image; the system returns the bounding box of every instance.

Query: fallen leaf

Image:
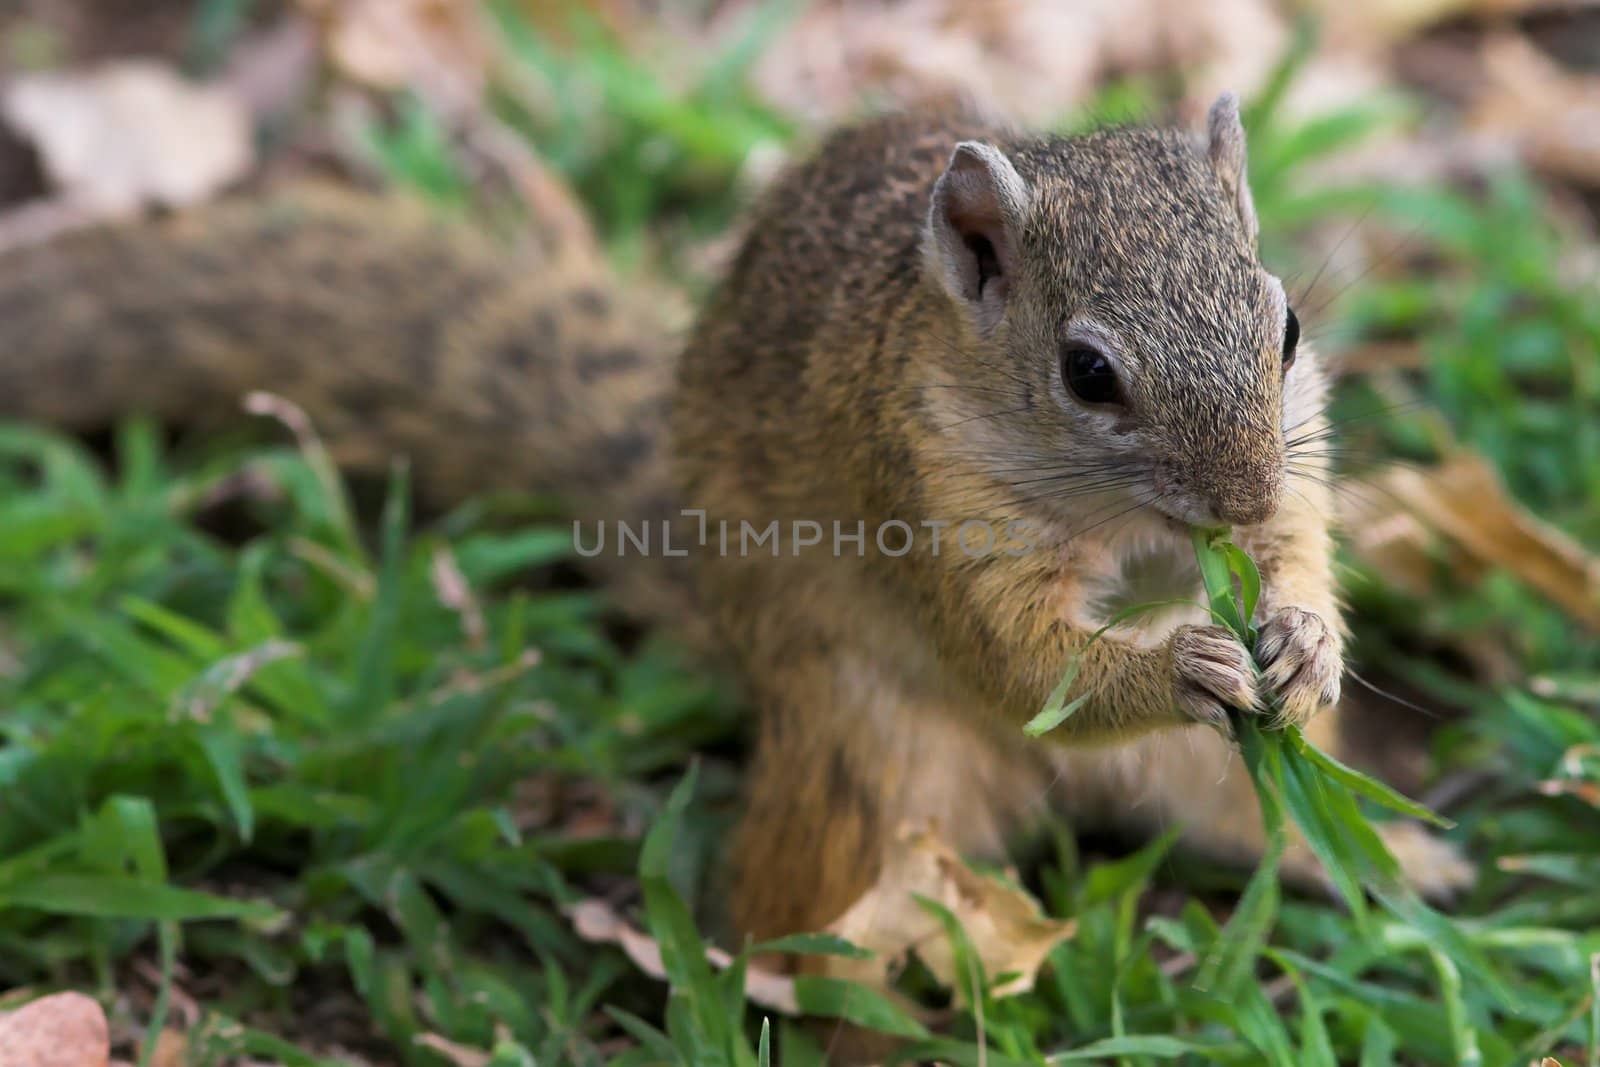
[147,1030,187,1067]
[575,827,1073,1007]
[567,898,802,1014]
[1343,451,1600,630]
[1306,0,1600,47]
[730,0,1287,130]
[299,0,490,118]
[824,823,1076,1000]
[1,61,252,214]
[0,992,110,1067]
[1306,0,1478,45]
[1470,33,1600,187]
[300,0,597,264]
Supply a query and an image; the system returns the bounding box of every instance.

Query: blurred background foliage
[0,0,1599,1064]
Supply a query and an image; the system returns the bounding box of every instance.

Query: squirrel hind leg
[724,656,1051,949]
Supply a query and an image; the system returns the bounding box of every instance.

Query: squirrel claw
[1254,607,1341,726]
[1170,624,1259,728]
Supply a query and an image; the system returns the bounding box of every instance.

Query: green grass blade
[749,933,873,960]
[1429,948,1483,1067]
[1047,1035,1237,1062]
[790,976,929,1039]
[0,874,277,921]
[1286,728,1453,827]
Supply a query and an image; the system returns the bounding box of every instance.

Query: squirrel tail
[0,186,698,633]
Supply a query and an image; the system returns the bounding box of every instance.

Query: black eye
[1282,307,1300,371]
[1060,345,1122,406]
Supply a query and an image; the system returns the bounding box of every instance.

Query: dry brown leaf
[1471,33,1600,186]
[1306,0,1475,45]
[0,992,110,1067]
[147,1030,187,1067]
[1343,451,1600,630]
[1307,0,1600,47]
[824,823,1076,1000]
[299,0,490,118]
[301,0,598,263]
[1,61,252,214]
[732,0,1287,130]
[567,899,802,1014]
[567,827,1069,1012]
[1342,496,1439,599]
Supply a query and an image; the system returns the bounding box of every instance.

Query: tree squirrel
[0,94,1470,950]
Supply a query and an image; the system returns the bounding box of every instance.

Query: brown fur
[672,105,1464,941]
[0,186,698,637]
[0,106,1467,965]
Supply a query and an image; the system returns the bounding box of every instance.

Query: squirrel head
[922,94,1317,532]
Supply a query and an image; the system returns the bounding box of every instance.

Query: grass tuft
[3,11,1600,1066]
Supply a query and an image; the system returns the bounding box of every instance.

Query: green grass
[2,7,1600,1066]
[0,420,737,1062]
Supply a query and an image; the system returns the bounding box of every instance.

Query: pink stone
[0,992,111,1067]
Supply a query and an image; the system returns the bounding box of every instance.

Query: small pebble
[0,992,110,1067]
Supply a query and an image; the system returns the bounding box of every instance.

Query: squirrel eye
[1060,345,1122,407]
[1282,307,1301,371]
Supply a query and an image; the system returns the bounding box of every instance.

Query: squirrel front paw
[1254,607,1342,726]
[1168,625,1258,729]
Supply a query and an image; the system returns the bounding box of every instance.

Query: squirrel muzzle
[1203,450,1285,527]
[1155,450,1284,528]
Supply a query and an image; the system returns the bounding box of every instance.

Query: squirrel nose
[1207,467,1284,526]
[1195,444,1285,527]
[1156,457,1283,527]
[1210,491,1279,527]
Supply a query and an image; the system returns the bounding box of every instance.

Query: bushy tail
[0,186,696,629]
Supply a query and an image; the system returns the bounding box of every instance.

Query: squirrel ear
[1206,92,1259,249]
[926,141,1030,336]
